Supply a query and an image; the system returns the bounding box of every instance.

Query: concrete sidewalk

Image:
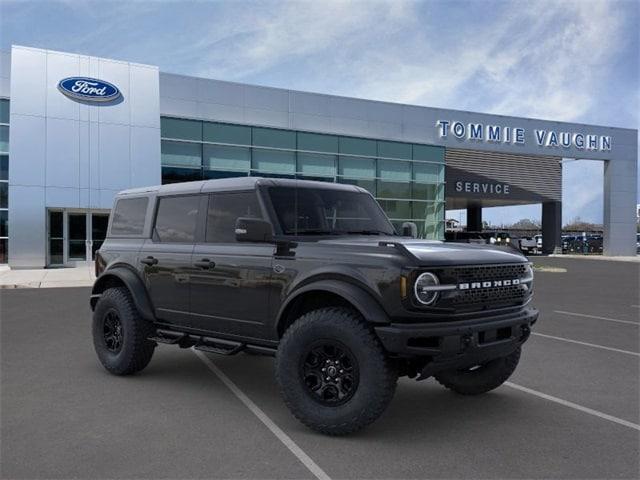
[0,264,95,289]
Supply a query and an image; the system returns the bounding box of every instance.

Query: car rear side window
[110,197,148,236]
[154,195,200,243]
[206,192,262,243]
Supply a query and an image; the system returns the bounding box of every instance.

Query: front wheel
[434,348,521,395]
[275,307,398,436]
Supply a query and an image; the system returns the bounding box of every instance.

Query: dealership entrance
[445,148,563,254]
[46,209,109,267]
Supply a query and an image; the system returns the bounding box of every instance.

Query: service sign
[58,77,121,102]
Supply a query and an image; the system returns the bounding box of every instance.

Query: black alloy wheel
[103,309,123,353]
[301,340,359,406]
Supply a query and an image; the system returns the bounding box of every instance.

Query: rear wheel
[434,348,521,395]
[276,307,397,435]
[92,287,156,375]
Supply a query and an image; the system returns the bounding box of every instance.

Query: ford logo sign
[57,77,121,102]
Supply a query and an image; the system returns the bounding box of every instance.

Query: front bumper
[375,306,538,378]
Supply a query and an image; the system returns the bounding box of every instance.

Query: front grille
[432,263,531,311]
[449,264,528,283]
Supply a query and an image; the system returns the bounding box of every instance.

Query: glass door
[67,213,87,261]
[48,211,64,266]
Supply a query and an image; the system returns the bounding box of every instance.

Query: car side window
[154,195,200,243]
[206,192,262,243]
[110,197,148,236]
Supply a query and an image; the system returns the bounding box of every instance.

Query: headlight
[414,272,440,305]
[489,237,496,244]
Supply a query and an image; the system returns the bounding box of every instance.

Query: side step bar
[148,329,277,357]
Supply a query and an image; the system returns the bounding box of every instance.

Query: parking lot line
[532,332,640,356]
[193,349,331,480]
[505,382,640,432]
[554,310,639,326]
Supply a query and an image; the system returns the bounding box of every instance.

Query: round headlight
[414,272,440,305]
[489,237,496,244]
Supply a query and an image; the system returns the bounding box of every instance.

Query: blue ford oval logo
[58,77,121,102]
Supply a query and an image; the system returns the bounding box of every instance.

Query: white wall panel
[46,186,79,207]
[45,117,79,188]
[198,78,244,106]
[9,114,46,186]
[130,126,161,187]
[130,66,160,128]
[98,60,130,125]
[46,51,80,121]
[197,102,244,124]
[244,85,288,112]
[10,47,46,116]
[8,185,46,267]
[98,122,130,190]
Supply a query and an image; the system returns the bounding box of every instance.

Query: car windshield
[267,186,396,236]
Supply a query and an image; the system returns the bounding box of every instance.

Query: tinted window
[110,197,148,236]
[206,192,262,243]
[268,186,395,236]
[154,195,200,243]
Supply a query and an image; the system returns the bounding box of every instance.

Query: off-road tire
[275,307,397,435]
[92,287,156,375]
[434,347,521,395]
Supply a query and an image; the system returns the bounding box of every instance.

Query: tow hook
[520,325,531,341]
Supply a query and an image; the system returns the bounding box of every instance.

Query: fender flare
[276,279,390,335]
[90,267,155,321]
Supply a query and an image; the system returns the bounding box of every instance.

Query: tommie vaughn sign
[436,120,612,152]
[58,77,121,102]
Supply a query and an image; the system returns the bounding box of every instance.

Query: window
[378,141,411,160]
[161,117,202,141]
[413,163,443,184]
[338,156,375,179]
[297,132,338,153]
[0,210,7,237]
[378,200,412,219]
[0,99,8,124]
[413,144,445,163]
[203,122,251,145]
[0,155,7,180]
[268,186,395,236]
[110,197,148,236]
[203,144,250,171]
[206,192,262,243]
[297,153,336,177]
[0,182,7,208]
[161,140,201,167]
[0,126,8,154]
[339,137,376,157]
[162,166,202,184]
[154,195,200,243]
[252,127,296,149]
[252,149,295,174]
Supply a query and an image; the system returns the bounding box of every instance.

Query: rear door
[139,194,202,326]
[189,191,274,339]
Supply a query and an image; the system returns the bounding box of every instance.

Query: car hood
[316,236,527,266]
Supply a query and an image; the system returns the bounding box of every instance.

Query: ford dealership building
[0,45,637,268]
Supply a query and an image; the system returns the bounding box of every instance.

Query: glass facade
[0,99,8,263]
[160,117,445,238]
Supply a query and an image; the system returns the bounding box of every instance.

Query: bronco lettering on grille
[458,279,521,290]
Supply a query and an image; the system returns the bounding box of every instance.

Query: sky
[1,0,638,226]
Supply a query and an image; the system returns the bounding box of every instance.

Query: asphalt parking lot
[1,257,639,479]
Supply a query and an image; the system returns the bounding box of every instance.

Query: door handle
[194,259,216,269]
[141,256,158,266]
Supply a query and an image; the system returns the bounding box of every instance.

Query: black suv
[91,177,538,435]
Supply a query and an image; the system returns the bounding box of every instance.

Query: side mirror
[235,217,274,243]
[401,221,418,238]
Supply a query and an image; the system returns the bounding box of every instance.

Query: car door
[139,194,201,326]
[189,190,274,339]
